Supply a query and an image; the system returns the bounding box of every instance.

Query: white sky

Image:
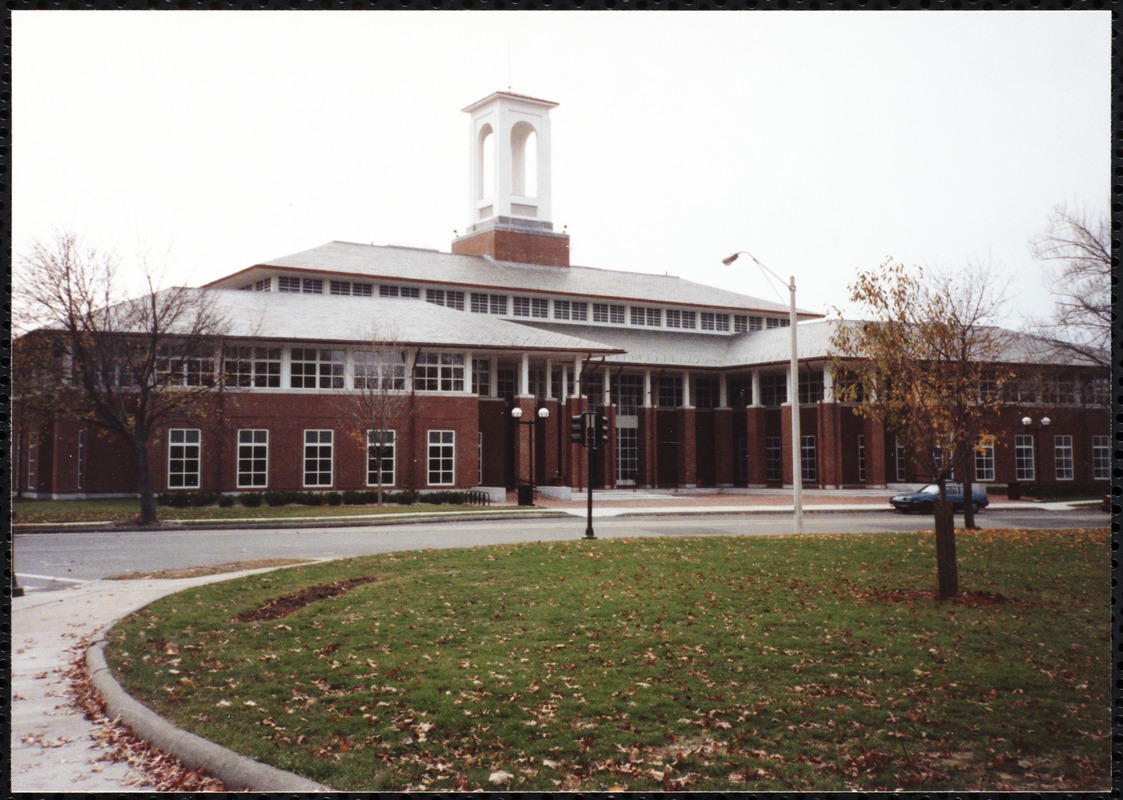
[12,10,1110,327]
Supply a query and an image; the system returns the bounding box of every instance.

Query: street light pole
[722,251,802,534]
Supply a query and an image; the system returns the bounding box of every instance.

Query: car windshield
[918,484,940,494]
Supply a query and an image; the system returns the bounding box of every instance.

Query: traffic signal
[595,414,610,446]
[570,414,587,445]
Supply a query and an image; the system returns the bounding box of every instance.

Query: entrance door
[616,417,638,486]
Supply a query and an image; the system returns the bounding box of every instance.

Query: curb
[86,629,333,792]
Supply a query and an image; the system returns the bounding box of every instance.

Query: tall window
[428,431,456,486]
[974,442,995,482]
[613,374,645,415]
[27,432,39,490]
[895,439,907,482]
[353,351,406,391]
[168,429,201,489]
[1092,435,1110,481]
[414,353,465,392]
[291,348,344,389]
[77,430,86,490]
[472,358,492,396]
[856,435,866,483]
[616,428,639,485]
[157,346,215,387]
[303,430,334,487]
[657,376,683,407]
[1015,434,1035,481]
[798,372,823,404]
[801,435,817,482]
[728,376,752,409]
[367,430,396,487]
[694,377,721,409]
[237,429,269,488]
[1053,435,1074,480]
[765,436,782,483]
[224,346,281,388]
[760,374,787,407]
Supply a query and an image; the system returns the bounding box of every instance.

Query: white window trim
[236,429,270,489]
[168,428,202,490]
[303,429,334,488]
[366,429,397,488]
[427,430,456,486]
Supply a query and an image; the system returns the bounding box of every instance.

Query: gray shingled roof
[206,241,812,317]
[150,289,625,355]
[519,318,1102,370]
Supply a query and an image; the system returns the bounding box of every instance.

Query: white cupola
[452,91,570,267]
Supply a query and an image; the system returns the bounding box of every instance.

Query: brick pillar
[864,415,887,487]
[818,403,843,488]
[713,408,734,487]
[678,407,697,488]
[566,396,587,490]
[540,398,561,486]
[515,396,535,487]
[745,406,768,486]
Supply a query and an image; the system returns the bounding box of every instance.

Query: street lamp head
[1041,417,1051,427]
[537,407,550,419]
[1021,416,1032,427]
[721,253,740,266]
[510,407,524,420]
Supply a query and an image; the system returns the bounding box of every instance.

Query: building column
[745,406,767,486]
[519,353,531,397]
[713,408,734,487]
[817,402,842,488]
[677,406,697,488]
[863,414,887,488]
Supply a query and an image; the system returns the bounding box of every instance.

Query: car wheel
[972,501,982,514]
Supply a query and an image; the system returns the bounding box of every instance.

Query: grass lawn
[105,528,1109,792]
[11,498,534,525]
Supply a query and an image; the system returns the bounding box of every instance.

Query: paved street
[15,506,1107,592]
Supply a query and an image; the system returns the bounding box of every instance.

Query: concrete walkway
[10,569,328,793]
[9,493,1096,793]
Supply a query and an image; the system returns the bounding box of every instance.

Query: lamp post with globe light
[511,405,550,505]
[1021,415,1050,499]
[722,250,802,534]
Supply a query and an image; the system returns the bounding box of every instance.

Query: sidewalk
[10,569,327,793]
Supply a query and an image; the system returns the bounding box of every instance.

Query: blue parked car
[890,483,989,514]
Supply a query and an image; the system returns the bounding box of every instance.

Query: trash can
[1007,481,1021,500]
[517,485,534,506]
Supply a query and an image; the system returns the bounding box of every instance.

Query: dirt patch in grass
[233,575,384,622]
[106,559,312,581]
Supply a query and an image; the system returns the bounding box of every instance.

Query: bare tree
[346,330,419,505]
[831,259,1013,599]
[1030,206,1111,368]
[14,231,226,524]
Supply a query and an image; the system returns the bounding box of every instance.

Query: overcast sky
[13,10,1110,327]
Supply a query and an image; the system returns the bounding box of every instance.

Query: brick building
[13,92,1111,500]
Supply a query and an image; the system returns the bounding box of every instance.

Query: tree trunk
[133,435,159,525]
[934,501,958,599]
[961,443,979,530]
